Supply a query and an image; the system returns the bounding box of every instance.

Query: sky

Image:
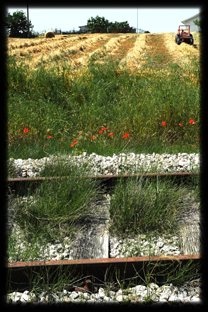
[6,7,201,34]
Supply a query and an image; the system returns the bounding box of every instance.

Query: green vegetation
[6,35,201,296]
[7,47,200,160]
[109,173,200,238]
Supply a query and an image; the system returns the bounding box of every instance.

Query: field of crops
[7,32,200,73]
[7,32,201,159]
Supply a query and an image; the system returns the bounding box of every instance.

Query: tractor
[175,25,194,45]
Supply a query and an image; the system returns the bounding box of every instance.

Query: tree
[4,10,34,38]
[87,16,110,33]
[193,19,201,28]
[87,16,133,33]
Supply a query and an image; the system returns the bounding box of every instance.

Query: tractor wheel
[176,35,181,45]
[189,34,194,45]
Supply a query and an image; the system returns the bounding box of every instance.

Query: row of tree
[87,16,135,33]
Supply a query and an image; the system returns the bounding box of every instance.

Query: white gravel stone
[70,291,79,300]
[8,152,200,178]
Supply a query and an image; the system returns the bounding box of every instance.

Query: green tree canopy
[87,16,134,33]
[193,19,201,27]
[5,10,34,38]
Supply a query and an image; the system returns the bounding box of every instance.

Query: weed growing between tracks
[109,172,200,239]
[7,162,105,262]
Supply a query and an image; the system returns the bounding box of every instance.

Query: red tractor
[175,25,194,45]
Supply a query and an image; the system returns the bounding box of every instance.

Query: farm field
[7,32,201,159]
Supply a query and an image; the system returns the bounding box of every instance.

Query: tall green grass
[7,49,200,160]
[109,173,200,238]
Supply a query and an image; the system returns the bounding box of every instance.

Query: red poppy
[183,134,186,137]
[47,135,52,138]
[24,128,29,133]
[70,143,74,147]
[152,122,156,124]
[91,136,95,140]
[47,131,50,134]
[162,122,167,126]
[197,138,200,141]
[102,127,107,130]
[99,131,103,134]
[189,119,195,125]
[108,132,114,136]
[73,140,78,144]
[123,133,129,138]
[179,123,182,127]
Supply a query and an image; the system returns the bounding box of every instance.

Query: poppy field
[7,32,200,159]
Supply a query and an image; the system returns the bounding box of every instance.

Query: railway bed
[6,171,201,296]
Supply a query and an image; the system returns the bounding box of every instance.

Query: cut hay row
[162,33,199,67]
[118,33,148,71]
[73,34,136,68]
[7,32,200,76]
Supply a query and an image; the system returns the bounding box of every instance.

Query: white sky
[6,7,201,34]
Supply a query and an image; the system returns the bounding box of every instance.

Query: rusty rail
[6,254,201,292]
[7,171,199,195]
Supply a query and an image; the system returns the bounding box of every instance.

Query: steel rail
[7,172,199,195]
[7,171,200,182]
[7,254,201,268]
[6,255,201,292]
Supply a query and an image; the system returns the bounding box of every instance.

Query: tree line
[86,15,136,33]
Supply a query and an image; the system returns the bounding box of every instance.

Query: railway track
[6,255,201,293]
[7,171,199,195]
[6,171,201,296]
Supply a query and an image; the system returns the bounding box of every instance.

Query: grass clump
[109,174,199,238]
[8,163,104,258]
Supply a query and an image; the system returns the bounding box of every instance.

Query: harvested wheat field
[7,32,200,76]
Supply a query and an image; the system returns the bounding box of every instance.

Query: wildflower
[123,133,129,138]
[102,127,107,130]
[71,140,77,147]
[179,123,182,127]
[108,132,114,136]
[47,135,52,138]
[193,145,196,147]
[197,138,200,141]
[47,131,50,134]
[162,122,167,126]
[91,136,95,140]
[189,119,195,125]
[99,131,103,134]
[183,134,186,137]
[152,122,156,124]
[24,128,29,133]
